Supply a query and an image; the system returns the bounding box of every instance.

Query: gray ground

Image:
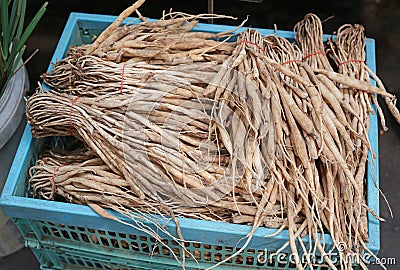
[0,0,398,269]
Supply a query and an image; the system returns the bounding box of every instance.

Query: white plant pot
[0,63,28,257]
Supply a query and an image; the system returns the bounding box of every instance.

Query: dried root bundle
[26,4,399,270]
[88,12,238,64]
[27,87,236,207]
[294,13,333,70]
[203,20,398,268]
[43,54,220,95]
[30,146,151,208]
[68,1,240,65]
[30,143,290,227]
[28,145,201,266]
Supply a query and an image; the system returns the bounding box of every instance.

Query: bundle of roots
[27,2,399,270]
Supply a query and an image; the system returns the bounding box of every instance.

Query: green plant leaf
[15,0,26,41]
[4,37,20,77]
[9,0,22,41]
[11,0,26,41]
[1,0,10,60]
[0,46,4,83]
[11,45,25,73]
[0,45,25,97]
[1,0,47,94]
[17,2,48,53]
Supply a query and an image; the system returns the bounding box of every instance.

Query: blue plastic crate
[0,12,380,269]
[19,218,302,269]
[28,239,179,270]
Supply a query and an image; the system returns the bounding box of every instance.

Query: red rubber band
[69,97,80,135]
[338,59,364,66]
[120,63,127,94]
[51,163,65,195]
[303,51,326,60]
[238,40,265,52]
[281,59,302,66]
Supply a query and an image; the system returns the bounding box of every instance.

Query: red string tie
[51,163,66,196]
[120,63,127,94]
[281,59,302,66]
[69,97,80,135]
[338,59,364,66]
[303,51,326,60]
[238,40,265,52]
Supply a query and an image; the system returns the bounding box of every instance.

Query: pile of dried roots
[27,2,399,269]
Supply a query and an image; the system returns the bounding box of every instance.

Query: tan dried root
[27,5,398,269]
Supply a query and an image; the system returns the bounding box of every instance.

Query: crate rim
[0,12,380,255]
